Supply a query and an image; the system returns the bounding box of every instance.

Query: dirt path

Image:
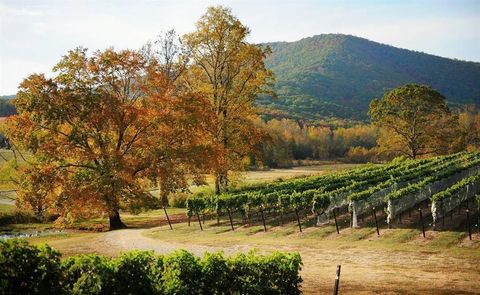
[101,228,253,256]
[94,228,479,295]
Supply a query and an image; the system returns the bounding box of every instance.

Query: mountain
[2,35,480,121]
[257,34,480,121]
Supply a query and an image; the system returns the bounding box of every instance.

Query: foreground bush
[0,239,63,295]
[0,239,302,295]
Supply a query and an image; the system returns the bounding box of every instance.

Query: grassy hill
[258,34,480,120]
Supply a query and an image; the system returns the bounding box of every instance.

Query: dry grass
[25,210,480,295]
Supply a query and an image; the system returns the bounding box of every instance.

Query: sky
[0,0,479,95]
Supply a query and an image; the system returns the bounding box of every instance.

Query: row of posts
[169,199,478,240]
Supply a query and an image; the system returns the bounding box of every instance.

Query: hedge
[0,239,302,295]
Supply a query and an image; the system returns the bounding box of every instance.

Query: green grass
[142,216,480,257]
[0,203,14,214]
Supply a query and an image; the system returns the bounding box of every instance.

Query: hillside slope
[258,34,480,120]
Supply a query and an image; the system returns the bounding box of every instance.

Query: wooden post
[202,214,205,225]
[442,203,445,227]
[333,208,339,234]
[196,212,203,231]
[419,208,425,238]
[188,216,191,227]
[350,211,353,228]
[227,208,235,231]
[295,207,302,232]
[466,209,472,240]
[333,265,341,295]
[477,198,480,233]
[373,207,380,236]
[260,207,267,232]
[163,206,172,230]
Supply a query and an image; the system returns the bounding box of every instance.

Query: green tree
[369,84,452,159]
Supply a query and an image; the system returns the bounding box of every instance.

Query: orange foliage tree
[6,48,212,229]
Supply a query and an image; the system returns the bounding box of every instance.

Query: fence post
[373,207,380,236]
[196,212,203,231]
[260,206,267,232]
[295,207,302,232]
[227,208,235,231]
[333,208,339,234]
[466,209,472,240]
[419,208,425,238]
[333,265,341,295]
[163,206,173,230]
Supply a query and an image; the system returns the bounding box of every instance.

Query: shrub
[0,239,64,295]
[168,192,189,208]
[61,254,116,295]
[199,252,231,294]
[114,250,162,294]
[0,241,303,295]
[162,250,202,295]
[229,251,302,295]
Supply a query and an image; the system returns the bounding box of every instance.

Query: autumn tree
[182,6,274,194]
[369,84,453,159]
[6,47,211,229]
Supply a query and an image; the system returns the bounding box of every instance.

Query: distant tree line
[0,99,16,117]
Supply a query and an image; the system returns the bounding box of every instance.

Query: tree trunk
[109,209,127,230]
[214,173,229,194]
[158,181,169,207]
[215,176,221,195]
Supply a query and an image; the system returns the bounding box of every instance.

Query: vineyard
[186,152,480,233]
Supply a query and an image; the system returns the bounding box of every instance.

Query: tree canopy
[5,47,212,229]
[369,84,455,158]
[182,6,274,194]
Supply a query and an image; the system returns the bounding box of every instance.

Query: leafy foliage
[5,47,212,229]
[0,239,63,295]
[369,84,454,158]
[0,240,303,295]
[187,152,480,226]
[182,6,274,193]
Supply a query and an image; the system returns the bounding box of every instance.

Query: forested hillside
[3,35,480,122]
[258,34,480,120]
[0,95,16,117]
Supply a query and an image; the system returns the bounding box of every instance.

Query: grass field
[23,205,480,295]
